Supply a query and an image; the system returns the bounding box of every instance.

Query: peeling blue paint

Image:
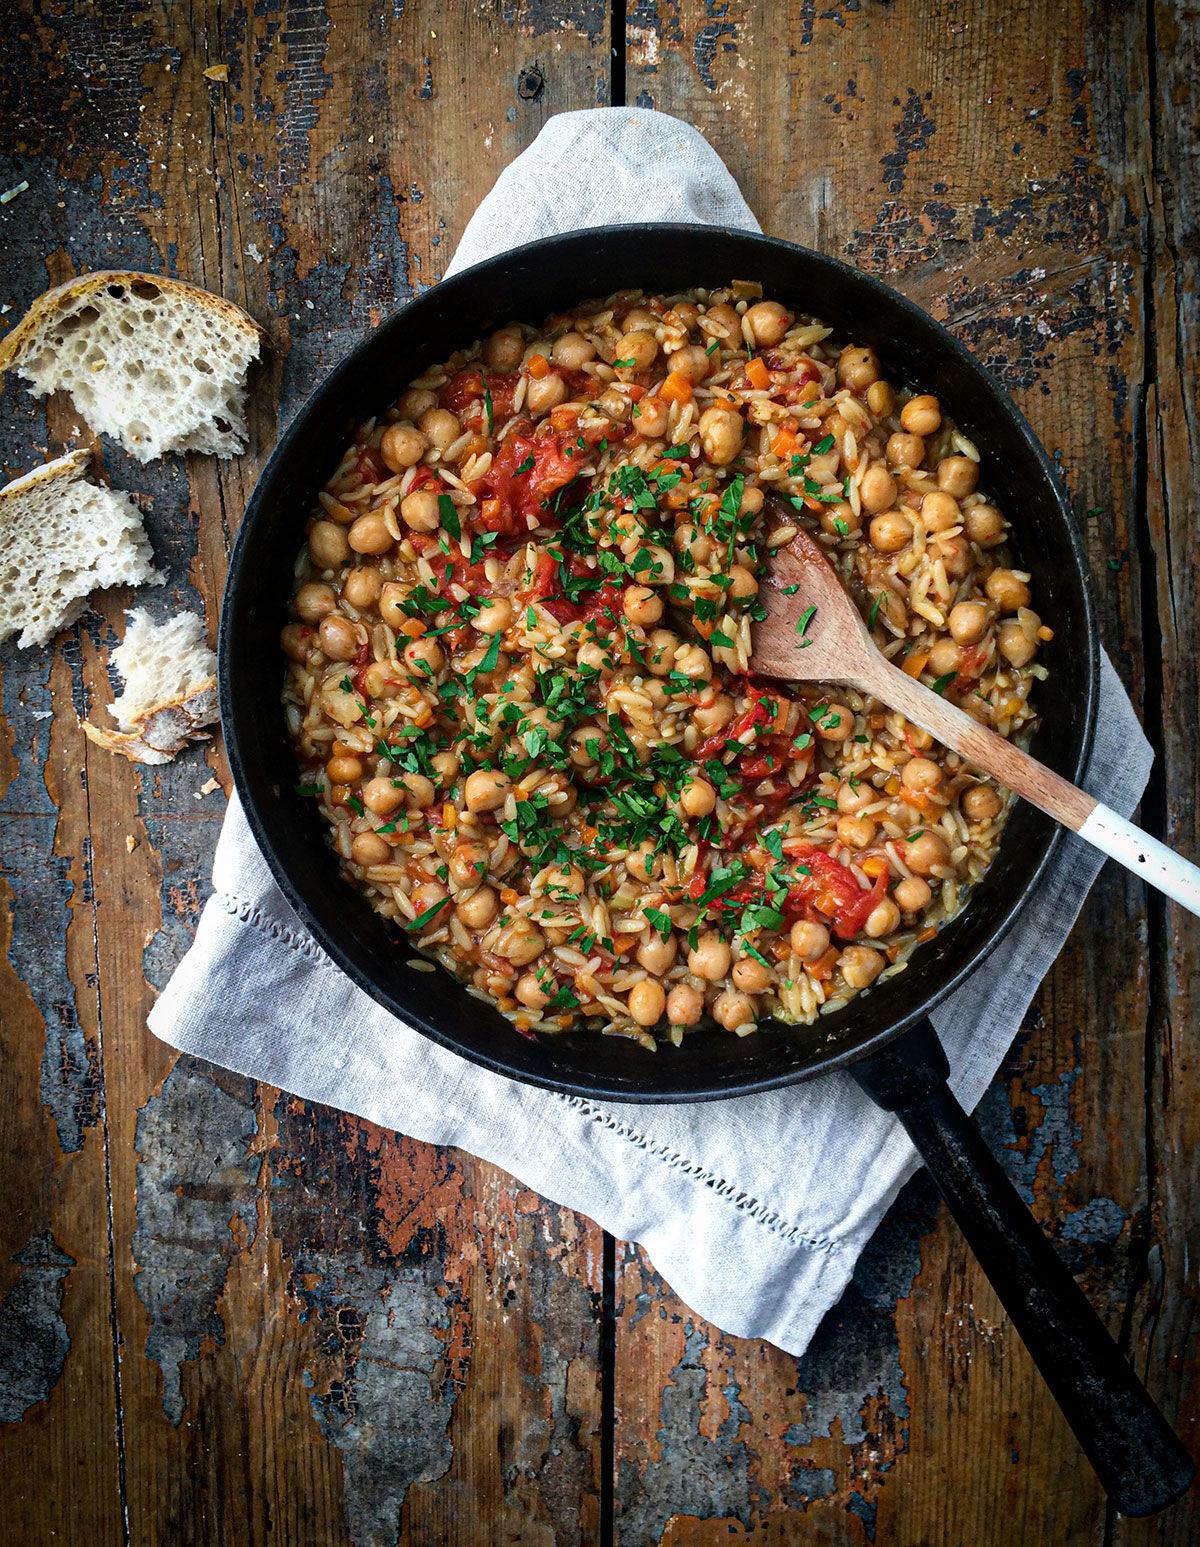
[0,1231,75,1422]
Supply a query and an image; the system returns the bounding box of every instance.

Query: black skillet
[220,226,1193,1514]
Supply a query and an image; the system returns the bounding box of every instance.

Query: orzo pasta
[282,284,1047,1048]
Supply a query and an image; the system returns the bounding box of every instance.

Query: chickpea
[964,503,1005,547]
[362,777,404,816]
[646,628,680,676]
[622,305,659,332]
[714,989,756,1032]
[928,637,962,676]
[838,345,880,391]
[821,502,861,538]
[411,881,449,922]
[962,784,1003,822]
[343,567,383,610]
[474,597,513,635]
[985,568,1031,613]
[457,885,499,930]
[937,455,979,498]
[733,956,773,993]
[666,982,705,1026]
[379,584,414,631]
[688,932,732,982]
[886,430,925,468]
[351,831,392,867]
[727,565,758,603]
[901,757,943,793]
[904,829,951,875]
[396,771,435,809]
[680,778,716,818]
[698,405,745,466]
[869,509,914,553]
[860,463,898,515]
[900,394,942,436]
[633,396,669,438]
[552,330,595,369]
[623,584,663,627]
[403,636,444,676]
[865,896,902,939]
[494,919,545,966]
[670,301,700,330]
[615,329,658,370]
[398,387,437,420]
[866,379,896,417]
[317,614,361,661]
[744,300,793,345]
[450,842,489,887]
[837,779,875,813]
[308,520,350,569]
[327,753,364,784]
[568,724,604,770]
[738,483,765,517]
[674,643,712,682]
[667,343,711,383]
[295,581,337,624]
[628,979,667,1027]
[948,599,989,646]
[483,324,525,372]
[998,618,1037,667]
[940,535,974,579]
[816,703,854,741]
[637,931,678,973]
[703,302,741,342]
[693,694,733,736]
[348,511,393,555]
[515,971,551,1011]
[360,660,408,699]
[431,750,459,786]
[626,844,659,882]
[921,490,961,533]
[464,768,511,813]
[597,386,632,423]
[419,407,461,452]
[526,371,568,416]
[840,945,885,989]
[837,812,877,850]
[894,875,932,914]
[790,920,830,962]
[281,623,310,662]
[380,422,428,472]
[399,488,441,533]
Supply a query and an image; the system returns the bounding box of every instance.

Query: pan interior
[221,226,1097,1102]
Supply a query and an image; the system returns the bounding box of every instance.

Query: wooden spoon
[752,517,1200,917]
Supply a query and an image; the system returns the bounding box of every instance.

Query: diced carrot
[665,485,692,510]
[660,371,694,405]
[918,927,938,943]
[626,383,647,401]
[771,427,800,459]
[745,357,770,390]
[441,802,456,829]
[884,773,901,795]
[481,496,503,523]
[860,854,889,878]
[500,887,519,905]
[1038,625,1054,641]
[399,617,426,638]
[549,406,579,432]
[806,946,839,981]
[903,650,930,678]
[527,353,550,379]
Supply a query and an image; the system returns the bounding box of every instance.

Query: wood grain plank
[1,2,608,1543]
[619,2,1184,1539]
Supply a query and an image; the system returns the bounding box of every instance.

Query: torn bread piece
[0,271,265,462]
[0,450,161,648]
[83,609,217,765]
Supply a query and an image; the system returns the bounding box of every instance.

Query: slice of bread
[0,271,265,462]
[0,450,161,648]
[83,608,218,765]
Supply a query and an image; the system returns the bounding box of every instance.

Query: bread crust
[0,270,265,375]
[82,680,218,765]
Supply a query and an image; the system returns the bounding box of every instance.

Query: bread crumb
[125,834,138,853]
[195,776,221,797]
[203,64,228,82]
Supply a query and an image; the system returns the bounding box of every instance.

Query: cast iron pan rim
[220,223,1100,1103]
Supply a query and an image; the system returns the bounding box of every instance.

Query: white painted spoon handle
[1078,804,1200,915]
[867,657,1200,919]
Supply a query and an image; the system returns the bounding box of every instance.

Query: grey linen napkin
[151,109,1152,1356]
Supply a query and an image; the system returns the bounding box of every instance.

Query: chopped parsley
[438,493,460,541]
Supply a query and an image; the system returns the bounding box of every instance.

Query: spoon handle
[867,656,1200,919]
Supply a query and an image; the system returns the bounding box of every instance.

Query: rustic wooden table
[1,2,1196,1542]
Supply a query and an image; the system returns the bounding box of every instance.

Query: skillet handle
[853,1018,1194,1517]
